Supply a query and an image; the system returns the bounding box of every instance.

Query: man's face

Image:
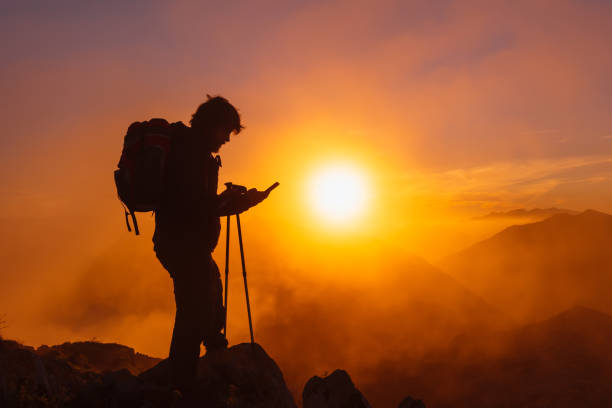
[210,127,232,153]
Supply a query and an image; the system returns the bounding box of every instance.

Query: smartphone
[265,182,280,194]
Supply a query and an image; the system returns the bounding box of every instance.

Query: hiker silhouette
[151,96,270,388]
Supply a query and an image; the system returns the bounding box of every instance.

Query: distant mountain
[360,306,612,408]
[468,305,612,407]
[441,210,612,322]
[442,306,612,407]
[473,207,578,221]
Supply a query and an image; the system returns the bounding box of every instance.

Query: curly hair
[190,95,244,134]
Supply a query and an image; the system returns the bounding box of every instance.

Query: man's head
[190,95,243,152]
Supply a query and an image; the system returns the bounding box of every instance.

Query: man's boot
[204,332,228,353]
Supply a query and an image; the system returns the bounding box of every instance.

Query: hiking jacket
[153,122,221,253]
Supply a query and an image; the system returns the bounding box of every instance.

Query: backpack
[114,118,173,235]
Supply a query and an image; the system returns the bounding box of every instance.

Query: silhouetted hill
[441,210,612,321]
[457,306,612,407]
[516,305,612,342]
[360,306,612,408]
[473,207,578,220]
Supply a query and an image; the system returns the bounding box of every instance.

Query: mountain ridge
[473,207,579,220]
[440,209,612,322]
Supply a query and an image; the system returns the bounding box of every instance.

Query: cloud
[394,155,612,217]
[519,129,560,135]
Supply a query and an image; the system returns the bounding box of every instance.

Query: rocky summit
[1,337,423,407]
[74,343,297,407]
[137,342,297,408]
[1,339,296,408]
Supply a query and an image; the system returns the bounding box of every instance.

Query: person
[152,95,270,389]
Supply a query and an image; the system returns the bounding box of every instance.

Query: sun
[308,163,369,224]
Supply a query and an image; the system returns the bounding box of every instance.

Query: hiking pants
[155,247,225,385]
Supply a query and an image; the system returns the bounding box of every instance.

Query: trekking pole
[236,213,255,344]
[223,215,230,336]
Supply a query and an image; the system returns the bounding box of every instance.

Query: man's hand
[245,188,271,207]
[217,184,275,216]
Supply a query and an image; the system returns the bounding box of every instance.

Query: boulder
[1,338,296,407]
[194,342,297,408]
[303,369,371,408]
[398,396,426,408]
[139,342,296,408]
[37,341,160,375]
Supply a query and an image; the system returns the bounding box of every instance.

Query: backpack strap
[124,207,132,233]
[130,211,140,235]
[121,203,140,235]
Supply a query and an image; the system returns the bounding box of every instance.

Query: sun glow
[308,164,369,224]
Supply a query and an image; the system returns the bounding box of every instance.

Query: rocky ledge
[0,338,423,407]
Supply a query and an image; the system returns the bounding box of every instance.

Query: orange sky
[1,0,612,368]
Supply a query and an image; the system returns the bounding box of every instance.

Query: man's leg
[157,249,209,388]
[201,257,227,352]
[169,270,208,387]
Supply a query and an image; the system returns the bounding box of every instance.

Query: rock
[398,396,426,408]
[1,337,98,406]
[2,338,296,408]
[37,341,161,375]
[139,342,297,408]
[303,369,372,408]
[194,342,297,408]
